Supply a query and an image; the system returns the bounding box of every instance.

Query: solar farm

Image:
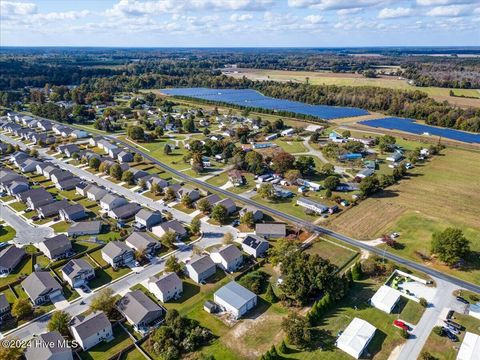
[360,117,480,144]
[161,87,370,120]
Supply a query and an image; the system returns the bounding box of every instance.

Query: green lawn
[306,239,358,270]
[121,348,145,360]
[0,256,33,287]
[251,193,320,222]
[173,202,196,214]
[272,138,307,153]
[398,298,425,325]
[0,195,15,202]
[0,225,16,242]
[80,325,133,360]
[88,249,109,267]
[9,201,27,212]
[50,221,70,233]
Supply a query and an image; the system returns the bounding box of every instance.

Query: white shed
[370,285,401,314]
[336,317,376,359]
[457,332,480,360]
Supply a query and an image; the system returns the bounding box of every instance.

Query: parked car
[446,325,460,335]
[456,296,469,304]
[443,327,458,342]
[393,320,409,331]
[32,215,39,221]
[445,320,465,331]
[446,310,454,320]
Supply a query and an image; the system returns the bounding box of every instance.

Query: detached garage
[336,317,376,359]
[457,332,480,360]
[214,281,257,319]
[370,285,402,314]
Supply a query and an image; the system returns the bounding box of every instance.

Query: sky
[1,0,479,47]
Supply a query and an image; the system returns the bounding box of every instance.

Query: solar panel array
[359,117,480,144]
[161,88,369,120]
[63,261,74,275]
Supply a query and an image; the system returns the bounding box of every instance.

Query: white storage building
[336,317,376,359]
[457,332,480,360]
[370,285,401,314]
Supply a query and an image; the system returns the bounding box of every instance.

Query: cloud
[378,7,414,19]
[304,14,324,23]
[32,10,90,22]
[417,0,478,6]
[230,13,254,21]
[426,5,471,16]
[288,0,385,10]
[1,1,37,18]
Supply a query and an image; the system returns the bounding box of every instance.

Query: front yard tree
[378,135,396,153]
[160,231,177,247]
[164,187,176,202]
[11,298,32,319]
[197,198,212,213]
[191,152,204,174]
[90,288,116,317]
[47,311,71,336]
[121,170,134,185]
[324,176,340,191]
[99,161,108,174]
[258,183,276,200]
[223,232,233,244]
[89,157,101,170]
[285,169,301,184]
[151,182,161,196]
[181,194,193,208]
[211,204,228,224]
[321,163,335,176]
[295,155,315,175]
[164,143,172,155]
[431,228,470,266]
[138,178,146,190]
[272,151,295,175]
[134,153,143,163]
[359,175,380,197]
[109,164,123,180]
[240,210,255,228]
[127,125,145,140]
[281,313,312,348]
[190,217,201,235]
[245,151,264,174]
[0,340,24,360]
[183,118,196,133]
[165,255,183,273]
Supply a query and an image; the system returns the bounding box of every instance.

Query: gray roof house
[135,209,162,230]
[101,241,134,268]
[255,223,287,239]
[177,186,200,202]
[116,290,164,332]
[214,281,257,319]
[50,169,74,184]
[210,244,243,272]
[22,271,63,305]
[55,177,82,191]
[69,311,113,351]
[100,193,127,212]
[37,199,69,218]
[59,204,87,222]
[86,184,109,202]
[125,232,160,255]
[296,197,329,214]
[241,235,269,258]
[67,220,102,237]
[37,234,73,260]
[26,188,54,209]
[62,258,95,288]
[215,198,237,215]
[151,220,187,240]
[0,245,26,274]
[197,194,221,210]
[7,180,29,196]
[24,331,73,360]
[186,255,216,284]
[108,202,141,220]
[117,151,133,163]
[146,176,169,190]
[239,206,264,222]
[0,293,11,323]
[148,272,183,303]
[19,158,41,173]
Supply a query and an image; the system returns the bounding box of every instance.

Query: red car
[393,320,409,331]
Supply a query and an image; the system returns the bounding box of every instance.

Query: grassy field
[272,138,307,153]
[227,69,480,108]
[420,312,480,360]
[0,224,16,242]
[0,256,32,287]
[306,238,358,269]
[329,147,480,284]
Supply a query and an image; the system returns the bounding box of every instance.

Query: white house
[370,285,401,314]
[241,235,269,258]
[336,317,376,359]
[70,311,113,350]
[62,258,95,288]
[210,244,243,272]
[186,255,216,283]
[100,194,127,212]
[281,128,295,136]
[148,272,183,303]
[214,281,257,319]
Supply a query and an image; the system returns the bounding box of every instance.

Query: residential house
[101,241,134,268]
[177,186,200,202]
[239,206,263,222]
[42,165,59,179]
[148,272,183,303]
[71,129,88,139]
[37,234,73,260]
[255,223,287,239]
[128,168,149,183]
[197,194,221,210]
[117,151,133,163]
[125,232,160,255]
[70,311,113,351]
[116,291,164,333]
[145,176,169,191]
[62,259,95,288]
[241,235,269,258]
[22,271,63,305]
[228,170,245,187]
[26,188,54,209]
[0,293,11,324]
[75,182,90,197]
[7,180,29,196]
[67,221,102,237]
[356,168,375,179]
[151,220,187,240]
[100,193,127,212]
[89,136,103,147]
[296,197,329,214]
[59,204,87,222]
[210,244,243,272]
[386,151,403,162]
[24,331,73,360]
[134,209,162,230]
[108,202,141,220]
[56,177,82,191]
[58,144,80,158]
[37,120,53,131]
[19,158,41,173]
[86,185,108,202]
[37,199,69,218]
[281,128,295,136]
[186,255,216,284]
[0,245,26,274]
[50,169,74,184]
[215,198,236,215]
[214,281,257,319]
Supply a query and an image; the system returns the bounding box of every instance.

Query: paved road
[111,134,480,294]
[0,202,53,244]
[396,278,467,359]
